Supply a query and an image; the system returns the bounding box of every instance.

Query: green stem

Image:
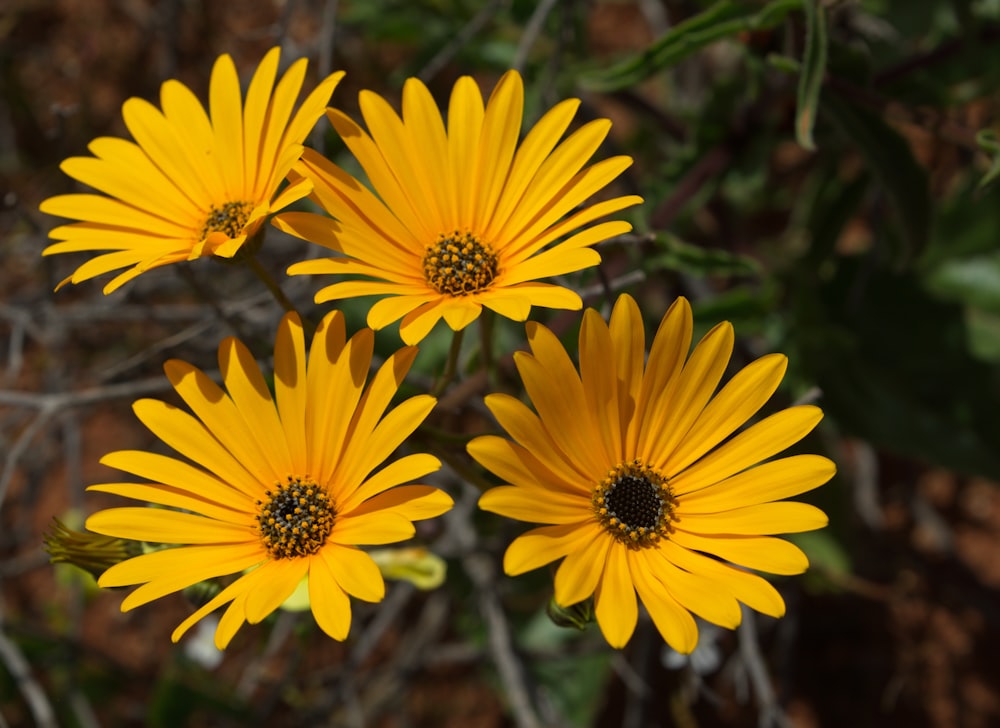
[432,327,465,397]
[244,254,315,336]
[478,308,495,388]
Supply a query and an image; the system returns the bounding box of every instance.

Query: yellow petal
[644,321,734,470]
[669,405,825,492]
[244,558,309,624]
[130,398,262,498]
[482,393,591,490]
[609,294,645,449]
[677,454,836,506]
[100,449,253,508]
[208,52,245,200]
[628,549,699,654]
[668,353,788,475]
[319,544,385,602]
[346,485,453,523]
[308,550,353,640]
[478,485,588,524]
[88,482,246,524]
[339,453,442,512]
[163,358,281,485]
[87,507,252,544]
[677,501,829,535]
[473,70,523,233]
[274,313,308,473]
[670,530,810,575]
[642,548,742,629]
[553,531,611,606]
[330,510,415,546]
[593,545,637,648]
[635,297,693,456]
[659,540,786,618]
[519,322,607,480]
[468,434,584,497]
[579,307,623,464]
[502,522,597,575]
[218,336,293,477]
[98,542,262,591]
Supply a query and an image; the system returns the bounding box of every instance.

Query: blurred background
[2,0,1000,726]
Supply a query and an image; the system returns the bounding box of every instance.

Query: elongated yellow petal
[628,549,699,654]
[594,546,638,648]
[339,454,442,513]
[553,531,611,606]
[669,406,825,491]
[670,530,810,575]
[677,502,829,535]
[309,552,353,640]
[502,522,597,576]
[319,544,385,603]
[244,558,309,624]
[87,507,251,544]
[667,353,787,474]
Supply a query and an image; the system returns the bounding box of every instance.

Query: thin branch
[513,0,560,72]
[418,0,510,83]
[464,552,544,728]
[0,627,57,728]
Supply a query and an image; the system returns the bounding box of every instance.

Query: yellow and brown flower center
[423,231,498,296]
[592,460,677,548]
[256,476,335,559]
[201,201,253,240]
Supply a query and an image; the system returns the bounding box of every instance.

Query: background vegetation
[2,0,999,726]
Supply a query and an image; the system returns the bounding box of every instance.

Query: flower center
[592,460,677,548]
[201,201,253,240]
[422,231,498,296]
[256,476,335,559]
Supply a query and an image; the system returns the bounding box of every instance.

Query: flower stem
[478,308,495,388]
[244,254,315,336]
[433,327,465,397]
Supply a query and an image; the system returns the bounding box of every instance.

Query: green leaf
[791,258,1000,480]
[976,128,1000,189]
[579,0,801,92]
[796,0,828,150]
[924,251,1000,313]
[821,94,931,260]
[650,233,762,277]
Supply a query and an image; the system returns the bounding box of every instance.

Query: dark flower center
[201,201,253,240]
[423,231,498,296]
[592,460,677,548]
[256,476,335,559]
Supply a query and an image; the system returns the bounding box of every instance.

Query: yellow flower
[470,295,833,652]
[274,70,642,344]
[40,48,344,293]
[86,311,452,648]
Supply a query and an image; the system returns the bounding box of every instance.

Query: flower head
[275,71,642,344]
[470,295,833,652]
[40,48,344,293]
[86,311,452,648]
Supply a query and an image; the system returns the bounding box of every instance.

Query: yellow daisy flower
[40,47,344,294]
[85,311,453,648]
[274,70,643,344]
[469,294,834,652]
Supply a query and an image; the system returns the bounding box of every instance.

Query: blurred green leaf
[975,128,1000,189]
[924,251,1000,312]
[792,258,1000,480]
[821,94,931,260]
[579,0,800,92]
[650,233,762,277]
[796,0,828,150]
[965,306,1000,362]
[789,530,852,592]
